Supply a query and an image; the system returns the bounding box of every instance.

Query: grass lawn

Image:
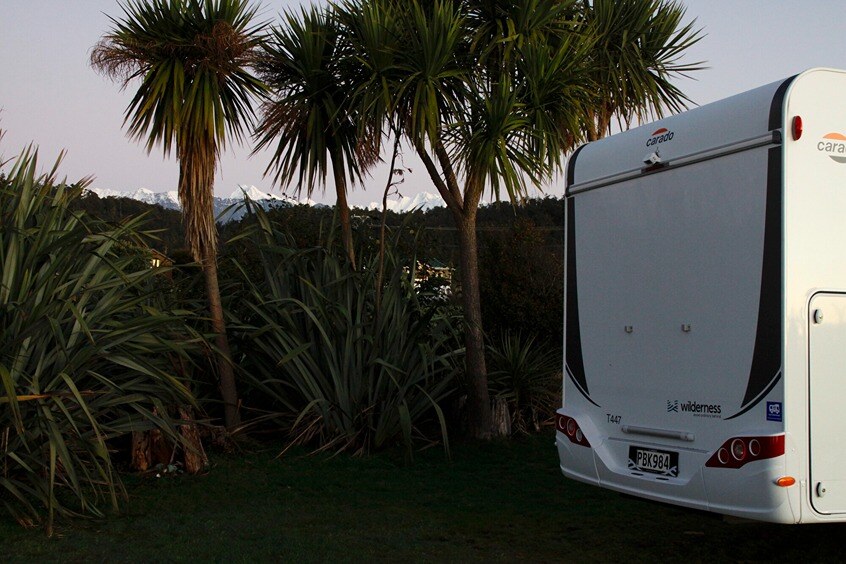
[2,431,843,562]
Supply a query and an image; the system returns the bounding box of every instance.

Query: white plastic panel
[809,293,846,514]
[782,68,846,521]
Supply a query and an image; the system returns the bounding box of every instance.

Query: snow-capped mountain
[86,187,181,210]
[84,185,444,220]
[366,191,444,213]
[227,185,318,206]
[84,185,316,222]
[133,188,181,209]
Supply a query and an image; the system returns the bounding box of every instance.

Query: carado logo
[646,127,674,147]
[818,132,846,163]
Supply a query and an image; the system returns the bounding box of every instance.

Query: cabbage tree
[91,0,267,429]
[337,0,702,438]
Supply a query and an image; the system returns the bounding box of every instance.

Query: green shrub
[0,148,200,534]
[487,331,561,434]
[232,206,462,457]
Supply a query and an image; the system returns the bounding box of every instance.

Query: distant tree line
[71,192,186,252]
[79,193,566,348]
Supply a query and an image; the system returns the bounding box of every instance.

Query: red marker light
[792,116,803,140]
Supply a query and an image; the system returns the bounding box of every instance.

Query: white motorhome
[557,68,846,524]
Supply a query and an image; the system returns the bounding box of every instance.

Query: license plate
[628,446,679,477]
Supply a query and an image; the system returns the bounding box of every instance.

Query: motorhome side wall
[782,68,846,521]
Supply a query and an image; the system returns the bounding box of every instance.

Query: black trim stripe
[566,144,588,193]
[729,75,790,418]
[566,365,600,408]
[725,370,782,420]
[768,75,797,130]
[565,197,596,406]
[738,146,783,411]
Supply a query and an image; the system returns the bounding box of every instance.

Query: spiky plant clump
[232,204,461,458]
[0,148,200,535]
[487,331,561,435]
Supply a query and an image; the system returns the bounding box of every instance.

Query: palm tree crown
[252,6,379,268]
[92,0,266,259]
[580,0,704,140]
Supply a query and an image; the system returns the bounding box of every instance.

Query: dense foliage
[487,331,561,434]
[0,0,705,535]
[231,206,462,457]
[0,149,200,534]
[0,158,565,532]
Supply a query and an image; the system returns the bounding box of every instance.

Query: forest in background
[75,193,566,348]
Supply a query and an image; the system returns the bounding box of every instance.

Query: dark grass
[2,431,844,562]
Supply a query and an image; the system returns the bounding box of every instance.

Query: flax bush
[0,148,200,534]
[487,331,561,434]
[232,205,462,457]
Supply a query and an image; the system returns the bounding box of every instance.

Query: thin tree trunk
[177,143,240,432]
[456,214,492,440]
[376,135,403,316]
[418,141,494,440]
[203,247,240,430]
[329,145,356,270]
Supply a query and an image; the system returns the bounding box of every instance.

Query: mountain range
[85,185,446,220]
[365,191,445,213]
[86,185,318,222]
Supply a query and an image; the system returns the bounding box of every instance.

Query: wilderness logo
[818,132,846,163]
[667,399,722,419]
[646,127,674,147]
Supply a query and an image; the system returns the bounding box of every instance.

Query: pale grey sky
[2,1,846,206]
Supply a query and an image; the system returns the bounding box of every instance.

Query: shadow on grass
[1,432,841,562]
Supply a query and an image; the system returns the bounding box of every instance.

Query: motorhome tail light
[706,435,784,469]
[731,439,747,461]
[555,414,591,447]
[792,115,803,140]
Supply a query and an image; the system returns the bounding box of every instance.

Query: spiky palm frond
[372,0,585,205]
[388,0,469,146]
[92,0,266,154]
[252,4,381,269]
[464,0,578,60]
[252,6,377,198]
[579,0,705,139]
[334,0,403,138]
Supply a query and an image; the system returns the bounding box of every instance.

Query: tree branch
[413,140,462,213]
